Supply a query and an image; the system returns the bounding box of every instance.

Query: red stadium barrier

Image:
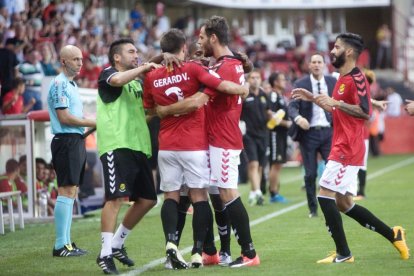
[26,110,50,121]
[380,115,414,154]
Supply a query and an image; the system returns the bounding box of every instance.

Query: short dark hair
[6,159,19,174]
[108,38,135,67]
[19,155,26,165]
[336,32,364,57]
[309,52,325,63]
[35,157,47,166]
[12,77,25,89]
[160,28,186,54]
[203,16,230,45]
[268,72,284,88]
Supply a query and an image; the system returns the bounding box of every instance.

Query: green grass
[1,154,413,275]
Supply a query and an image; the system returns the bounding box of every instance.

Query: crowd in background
[0,0,406,116]
[0,1,412,213]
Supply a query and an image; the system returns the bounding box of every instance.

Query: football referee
[47,45,95,257]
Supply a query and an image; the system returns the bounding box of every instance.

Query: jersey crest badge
[338,83,345,94]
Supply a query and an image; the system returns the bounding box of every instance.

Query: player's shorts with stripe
[243,134,268,166]
[100,148,156,201]
[158,150,210,192]
[269,130,287,164]
[209,145,241,190]
[319,160,361,195]
[51,133,86,187]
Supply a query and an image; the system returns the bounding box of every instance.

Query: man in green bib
[95,38,161,275]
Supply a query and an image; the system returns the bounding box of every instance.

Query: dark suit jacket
[288,74,337,141]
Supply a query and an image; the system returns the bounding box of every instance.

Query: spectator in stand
[385,86,402,117]
[19,45,44,111]
[40,42,61,76]
[4,22,28,62]
[0,158,22,210]
[405,99,414,115]
[130,1,145,30]
[77,54,101,88]
[14,155,28,193]
[313,23,329,53]
[0,38,19,102]
[2,77,36,114]
[156,1,170,34]
[0,158,20,193]
[376,24,392,69]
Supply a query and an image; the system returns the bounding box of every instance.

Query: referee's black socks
[318,196,351,257]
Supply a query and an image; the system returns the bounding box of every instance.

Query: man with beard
[292,32,409,263]
[96,38,161,274]
[143,29,248,269]
[157,16,260,268]
[288,53,337,218]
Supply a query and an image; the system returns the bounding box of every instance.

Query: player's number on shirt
[165,86,184,101]
[165,86,184,117]
[238,74,245,105]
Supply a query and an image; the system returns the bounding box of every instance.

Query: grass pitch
[1,154,413,275]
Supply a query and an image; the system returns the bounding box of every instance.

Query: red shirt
[206,56,245,149]
[143,61,221,150]
[329,67,372,166]
[0,176,13,192]
[2,91,23,114]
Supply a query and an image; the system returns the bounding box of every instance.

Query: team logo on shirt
[338,83,345,94]
[260,96,267,104]
[119,183,126,192]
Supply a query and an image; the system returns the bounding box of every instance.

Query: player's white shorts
[158,150,210,192]
[361,139,369,170]
[209,145,241,190]
[319,160,361,196]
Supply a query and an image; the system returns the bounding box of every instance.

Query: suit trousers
[299,127,332,214]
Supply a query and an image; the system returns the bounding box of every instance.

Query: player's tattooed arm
[336,101,370,120]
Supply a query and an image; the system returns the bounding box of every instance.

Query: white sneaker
[190,253,203,268]
[219,251,232,266]
[248,191,257,206]
[165,242,188,269]
[164,256,173,269]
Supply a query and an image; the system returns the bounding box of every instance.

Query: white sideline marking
[121,157,414,275]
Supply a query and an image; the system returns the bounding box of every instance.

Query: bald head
[60,45,83,78]
[60,45,82,61]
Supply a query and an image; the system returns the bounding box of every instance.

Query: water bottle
[267,109,286,129]
[39,192,48,217]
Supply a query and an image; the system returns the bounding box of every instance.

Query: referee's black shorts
[51,133,86,187]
